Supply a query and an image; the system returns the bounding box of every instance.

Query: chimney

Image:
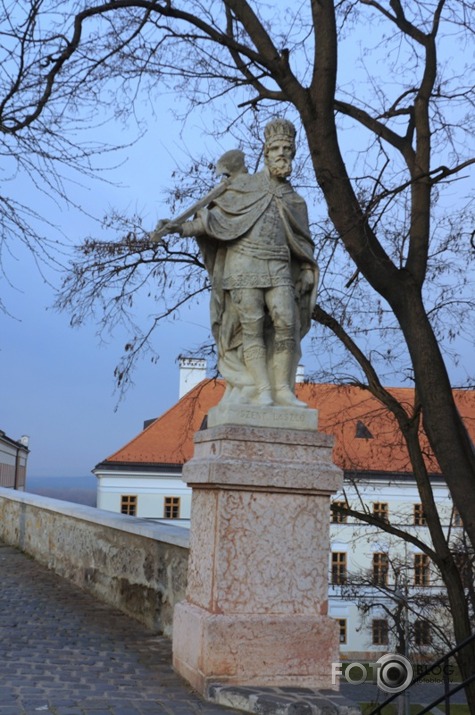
[178,356,207,398]
[295,364,305,383]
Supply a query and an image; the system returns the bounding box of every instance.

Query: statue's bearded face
[265,138,294,178]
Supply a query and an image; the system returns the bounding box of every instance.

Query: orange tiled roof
[101,381,475,475]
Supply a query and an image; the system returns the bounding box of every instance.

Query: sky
[1,116,216,478]
[1,4,474,479]
[1,101,329,479]
[0,6,322,480]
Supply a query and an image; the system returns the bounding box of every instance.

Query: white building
[329,474,463,659]
[93,359,473,658]
[0,430,29,490]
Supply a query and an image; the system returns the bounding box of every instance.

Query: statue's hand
[153,219,183,238]
[299,267,315,294]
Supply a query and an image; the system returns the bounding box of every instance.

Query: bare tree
[53,0,475,535]
[334,524,474,658]
[0,0,136,313]
[21,0,473,705]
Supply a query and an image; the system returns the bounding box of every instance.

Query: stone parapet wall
[0,487,189,636]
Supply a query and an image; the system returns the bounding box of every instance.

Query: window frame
[372,552,389,587]
[336,618,347,644]
[120,494,137,516]
[452,507,463,528]
[414,619,431,646]
[372,618,389,646]
[331,501,348,524]
[414,503,427,526]
[331,551,348,585]
[373,502,389,522]
[414,553,431,586]
[163,496,181,519]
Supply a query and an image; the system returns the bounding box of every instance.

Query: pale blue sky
[1,119,216,477]
[1,7,473,478]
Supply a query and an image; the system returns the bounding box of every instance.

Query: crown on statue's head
[264,118,296,146]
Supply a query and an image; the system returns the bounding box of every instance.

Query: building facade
[329,473,463,659]
[93,360,473,659]
[0,430,29,490]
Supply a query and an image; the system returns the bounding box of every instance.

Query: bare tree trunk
[395,288,475,712]
[437,558,475,714]
[302,0,475,551]
[306,118,475,551]
[317,302,475,712]
[392,283,475,548]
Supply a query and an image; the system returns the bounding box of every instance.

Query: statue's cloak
[195,170,319,393]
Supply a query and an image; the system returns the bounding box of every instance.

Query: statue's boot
[244,351,274,406]
[273,350,307,408]
[255,390,274,407]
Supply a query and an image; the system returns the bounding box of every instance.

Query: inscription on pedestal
[208,403,318,431]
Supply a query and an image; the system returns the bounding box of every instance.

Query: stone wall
[0,487,189,636]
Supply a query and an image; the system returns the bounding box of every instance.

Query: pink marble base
[173,602,340,693]
[173,425,343,694]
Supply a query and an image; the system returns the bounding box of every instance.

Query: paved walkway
[0,543,467,715]
[0,543,242,715]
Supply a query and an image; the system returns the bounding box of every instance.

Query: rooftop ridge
[97,381,475,475]
[101,377,223,464]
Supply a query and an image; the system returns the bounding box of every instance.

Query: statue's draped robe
[195,170,318,399]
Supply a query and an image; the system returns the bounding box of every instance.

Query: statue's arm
[151,215,206,241]
[180,217,206,237]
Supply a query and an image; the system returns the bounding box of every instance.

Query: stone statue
[159,118,318,409]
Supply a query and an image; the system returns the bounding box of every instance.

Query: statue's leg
[267,286,307,408]
[232,288,274,406]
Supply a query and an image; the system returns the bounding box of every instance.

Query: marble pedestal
[172,422,343,695]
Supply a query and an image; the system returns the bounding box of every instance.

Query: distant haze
[25,475,97,507]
